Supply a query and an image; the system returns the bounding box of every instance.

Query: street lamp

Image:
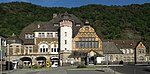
[0,45,2,74]
[148,46,150,64]
[6,43,10,73]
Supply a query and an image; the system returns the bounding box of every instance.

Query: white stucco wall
[97,57,105,63]
[60,27,72,51]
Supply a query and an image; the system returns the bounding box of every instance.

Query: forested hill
[0,2,150,48]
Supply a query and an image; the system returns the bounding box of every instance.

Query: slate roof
[0,35,5,39]
[68,50,104,58]
[19,12,84,44]
[7,34,23,44]
[112,40,139,49]
[102,42,123,54]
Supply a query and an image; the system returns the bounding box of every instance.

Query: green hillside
[0,2,150,48]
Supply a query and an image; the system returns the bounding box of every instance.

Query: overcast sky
[0,0,149,8]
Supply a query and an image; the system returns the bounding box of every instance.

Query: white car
[51,63,58,67]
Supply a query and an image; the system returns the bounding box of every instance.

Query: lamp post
[7,44,10,73]
[0,38,3,74]
[148,46,150,64]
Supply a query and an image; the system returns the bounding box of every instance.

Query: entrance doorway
[20,57,32,68]
[36,57,46,67]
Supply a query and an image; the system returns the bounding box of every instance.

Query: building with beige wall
[5,12,148,68]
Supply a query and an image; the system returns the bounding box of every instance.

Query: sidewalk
[67,66,122,74]
[2,69,40,74]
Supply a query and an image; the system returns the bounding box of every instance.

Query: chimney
[53,13,57,18]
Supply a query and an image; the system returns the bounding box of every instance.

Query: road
[3,67,108,74]
[67,70,106,74]
[2,65,150,74]
[110,65,150,74]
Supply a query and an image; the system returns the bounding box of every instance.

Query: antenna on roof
[12,33,16,36]
[38,24,40,28]
[84,19,90,25]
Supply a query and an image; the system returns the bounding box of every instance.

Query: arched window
[39,44,48,53]
[138,49,144,54]
[139,56,144,61]
[51,44,59,54]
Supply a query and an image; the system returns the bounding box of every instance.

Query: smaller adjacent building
[102,42,123,64]
[113,40,147,64]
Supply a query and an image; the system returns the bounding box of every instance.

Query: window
[65,40,67,44]
[76,24,80,26]
[127,56,130,61]
[55,33,58,37]
[57,48,60,52]
[65,32,67,36]
[94,42,98,48]
[130,49,134,53]
[47,33,50,37]
[50,33,53,38]
[43,48,45,52]
[51,48,53,52]
[75,37,98,48]
[25,34,29,39]
[116,55,118,60]
[29,49,32,53]
[121,49,125,54]
[40,48,42,52]
[92,42,94,48]
[46,48,48,52]
[54,48,57,52]
[25,34,34,39]
[139,49,144,54]
[92,38,95,41]
[54,23,59,26]
[110,55,113,60]
[41,33,45,38]
[51,48,58,52]
[39,44,48,53]
[38,33,41,37]
[126,49,130,54]
[139,56,144,61]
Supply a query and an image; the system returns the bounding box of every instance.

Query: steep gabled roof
[103,42,123,54]
[19,13,84,45]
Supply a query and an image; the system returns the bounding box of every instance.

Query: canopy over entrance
[20,57,31,61]
[36,56,46,60]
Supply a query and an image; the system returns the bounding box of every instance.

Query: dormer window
[54,23,59,26]
[25,34,34,39]
[76,24,81,26]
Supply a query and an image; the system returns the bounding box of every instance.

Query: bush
[32,65,42,69]
[77,64,87,68]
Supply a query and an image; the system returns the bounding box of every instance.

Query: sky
[0,0,149,8]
